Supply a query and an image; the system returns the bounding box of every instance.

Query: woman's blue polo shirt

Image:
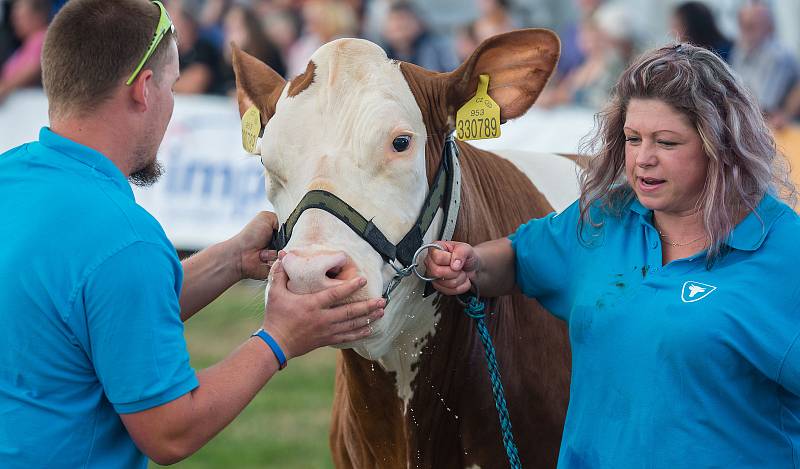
[512,193,800,468]
[0,128,198,468]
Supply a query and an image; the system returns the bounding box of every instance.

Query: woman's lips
[637,176,666,192]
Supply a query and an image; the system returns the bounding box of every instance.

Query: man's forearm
[121,338,279,465]
[169,339,278,459]
[179,240,241,321]
[473,237,518,298]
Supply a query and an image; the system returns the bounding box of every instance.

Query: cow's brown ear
[447,29,560,123]
[231,43,286,123]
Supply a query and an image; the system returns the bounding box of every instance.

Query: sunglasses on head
[126,0,175,86]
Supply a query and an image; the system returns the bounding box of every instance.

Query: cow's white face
[235,30,561,369]
[260,39,430,357]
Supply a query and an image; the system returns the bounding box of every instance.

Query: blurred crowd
[2,0,800,127]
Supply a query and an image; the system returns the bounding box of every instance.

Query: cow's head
[233,30,559,359]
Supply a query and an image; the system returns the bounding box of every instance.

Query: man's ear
[231,43,286,125]
[447,29,560,123]
[129,69,155,111]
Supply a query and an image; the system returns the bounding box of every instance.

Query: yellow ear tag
[455,74,501,141]
[241,106,263,154]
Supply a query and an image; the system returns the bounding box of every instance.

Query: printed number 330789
[456,117,498,140]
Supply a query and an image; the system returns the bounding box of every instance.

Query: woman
[670,1,732,61]
[167,4,223,94]
[537,17,626,109]
[426,44,800,467]
[217,3,285,94]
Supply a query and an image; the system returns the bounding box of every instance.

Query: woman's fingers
[435,275,467,290]
[426,262,462,280]
[432,278,471,296]
[426,245,452,266]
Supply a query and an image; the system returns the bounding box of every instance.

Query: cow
[231,29,579,468]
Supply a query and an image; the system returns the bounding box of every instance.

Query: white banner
[0,90,597,250]
[1,90,272,250]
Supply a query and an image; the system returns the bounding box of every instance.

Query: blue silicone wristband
[251,328,287,370]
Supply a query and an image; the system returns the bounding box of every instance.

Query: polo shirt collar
[37,127,134,199]
[628,193,786,252]
[726,193,785,251]
[629,197,650,217]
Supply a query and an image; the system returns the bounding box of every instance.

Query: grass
[151,281,337,469]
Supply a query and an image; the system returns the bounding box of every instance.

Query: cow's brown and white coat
[233,30,578,468]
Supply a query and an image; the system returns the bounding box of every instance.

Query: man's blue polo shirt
[0,128,198,468]
[512,193,800,468]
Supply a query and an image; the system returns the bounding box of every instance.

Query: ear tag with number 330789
[241,106,263,154]
[455,74,501,141]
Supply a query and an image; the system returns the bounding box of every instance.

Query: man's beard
[128,145,164,187]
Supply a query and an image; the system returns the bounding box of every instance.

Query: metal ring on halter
[411,243,446,281]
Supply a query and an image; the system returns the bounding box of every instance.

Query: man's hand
[122,253,384,464]
[232,211,278,280]
[424,241,481,296]
[262,257,385,360]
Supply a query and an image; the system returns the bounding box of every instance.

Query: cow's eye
[392,135,411,152]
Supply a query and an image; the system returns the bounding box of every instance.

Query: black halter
[269,135,460,269]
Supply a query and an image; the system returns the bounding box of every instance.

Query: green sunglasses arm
[125,1,174,86]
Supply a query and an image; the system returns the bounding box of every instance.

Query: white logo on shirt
[681,281,717,303]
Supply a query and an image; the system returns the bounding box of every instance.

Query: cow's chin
[332,276,438,362]
[330,318,391,356]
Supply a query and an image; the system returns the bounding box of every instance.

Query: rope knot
[465,296,485,319]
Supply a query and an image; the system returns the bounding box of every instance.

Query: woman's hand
[424,241,481,296]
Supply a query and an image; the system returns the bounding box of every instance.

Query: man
[0,0,383,467]
[730,0,798,114]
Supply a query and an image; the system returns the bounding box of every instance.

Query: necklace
[658,232,706,247]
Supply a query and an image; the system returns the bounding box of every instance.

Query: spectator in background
[730,0,797,114]
[381,1,457,72]
[262,7,301,67]
[472,0,519,42]
[670,2,732,62]
[539,3,632,110]
[592,1,637,64]
[169,4,223,94]
[556,0,604,80]
[49,0,64,15]
[286,0,357,77]
[0,0,49,103]
[197,0,231,51]
[218,3,285,93]
[454,0,523,64]
[0,0,20,65]
[360,0,389,43]
[454,22,478,63]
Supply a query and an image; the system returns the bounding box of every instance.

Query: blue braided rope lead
[464,296,522,469]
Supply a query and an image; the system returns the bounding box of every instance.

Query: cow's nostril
[326,265,343,279]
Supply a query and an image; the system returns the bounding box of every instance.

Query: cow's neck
[375,275,440,408]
